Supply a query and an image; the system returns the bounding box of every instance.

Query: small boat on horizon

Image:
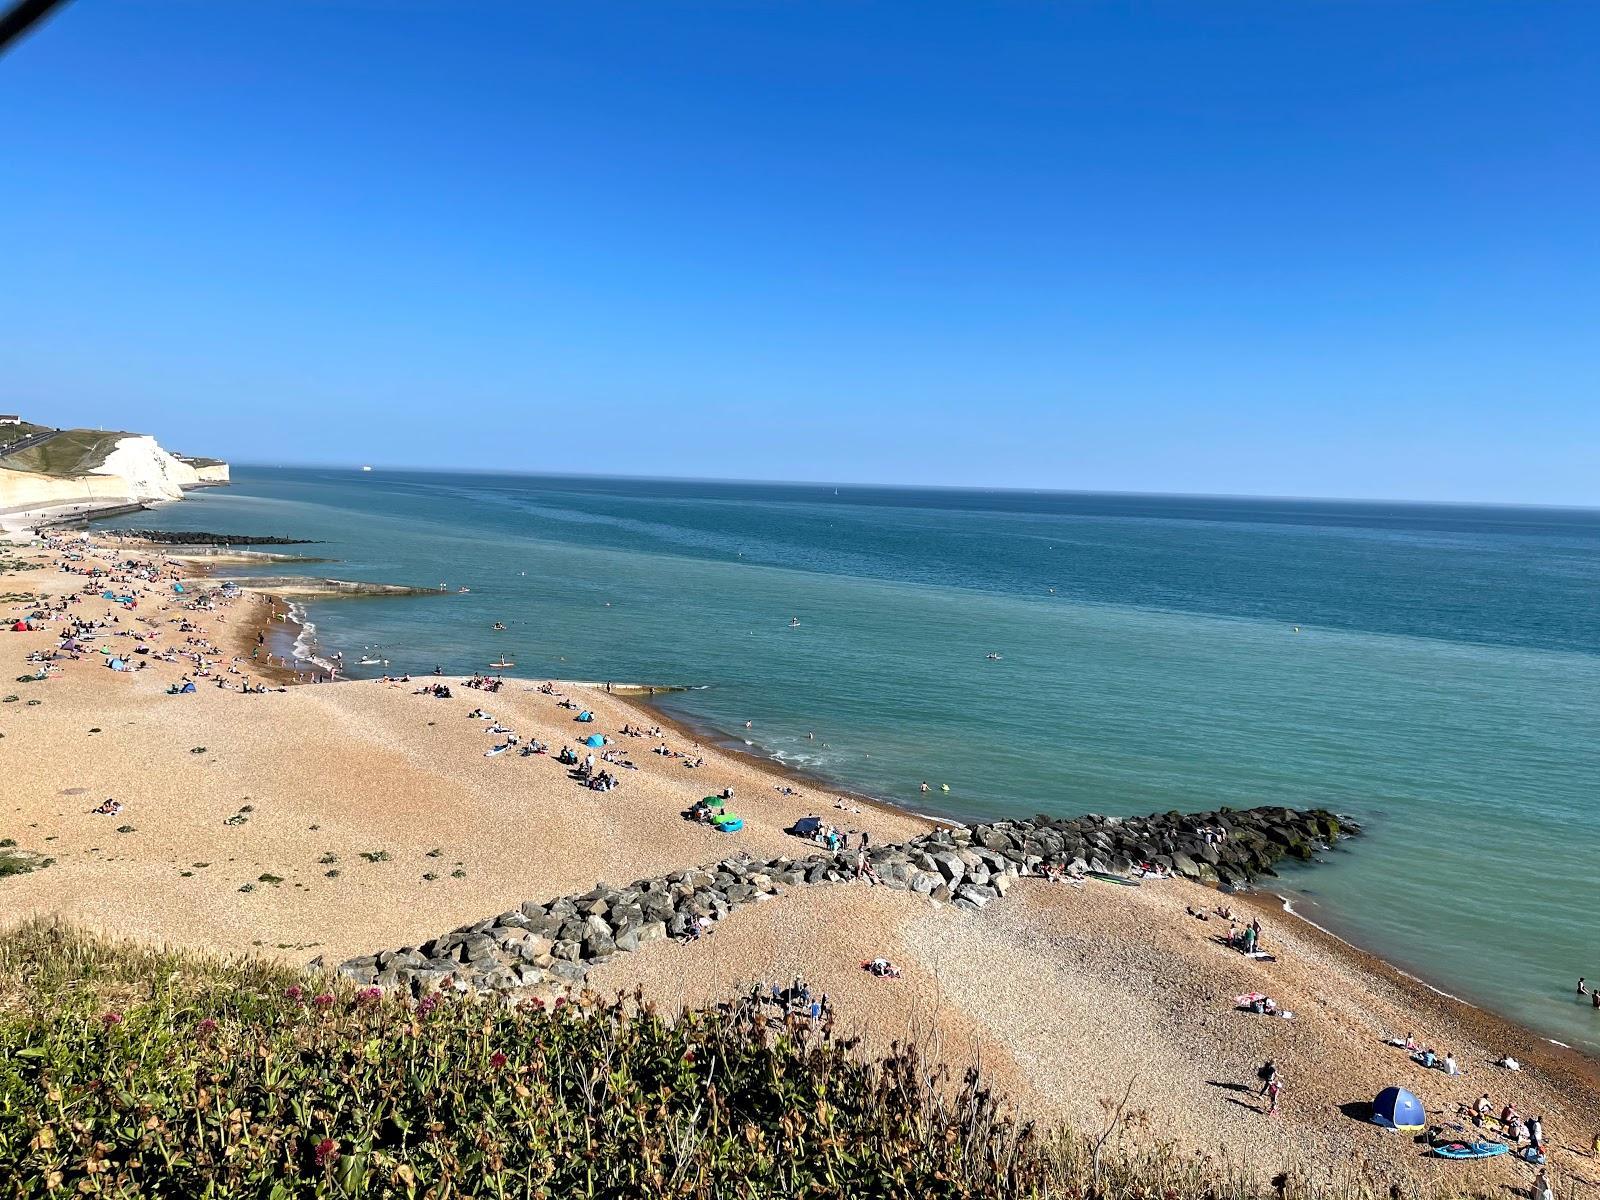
[789,617,801,628]
[986,653,1003,661]
[361,465,373,472]
[492,621,506,630]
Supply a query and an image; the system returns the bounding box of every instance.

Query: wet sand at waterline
[2,534,1597,1194]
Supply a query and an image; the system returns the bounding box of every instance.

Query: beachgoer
[1443,1052,1459,1076]
[1257,1060,1277,1095]
[1531,1170,1552,1200]
[1265,1077,1281,1115]
[1581,978,1590,996]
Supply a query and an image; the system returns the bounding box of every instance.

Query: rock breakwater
[334,805,1352,999]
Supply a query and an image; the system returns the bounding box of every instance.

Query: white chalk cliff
[0,432,229,517]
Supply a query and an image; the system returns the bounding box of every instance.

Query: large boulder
[615,921,668,953]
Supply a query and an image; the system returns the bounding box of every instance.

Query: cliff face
[0,427,229,516]
[0,465,142,512]
[92,435,203,501]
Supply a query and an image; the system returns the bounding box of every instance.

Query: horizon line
[223,459,1600,515]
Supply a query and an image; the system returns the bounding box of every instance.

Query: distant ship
[789,617,801,628]
[361,465,373,472]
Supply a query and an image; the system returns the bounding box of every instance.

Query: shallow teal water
[109,470,1600,1053]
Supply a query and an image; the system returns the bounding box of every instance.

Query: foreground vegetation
[0,923,1447,1198]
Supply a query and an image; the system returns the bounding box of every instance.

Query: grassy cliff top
[0,428,141,477]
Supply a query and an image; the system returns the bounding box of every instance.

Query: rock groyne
[114,531,322,545]
[335,805,1352,997]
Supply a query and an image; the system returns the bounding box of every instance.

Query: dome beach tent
[1371,1087,1425,1132]
[584,734,606,747]
[791,815,822,837]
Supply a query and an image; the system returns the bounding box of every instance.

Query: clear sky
[3,2,1596,503]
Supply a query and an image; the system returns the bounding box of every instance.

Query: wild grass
[0,922,1474,1198]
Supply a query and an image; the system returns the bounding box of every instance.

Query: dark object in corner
[0,0,71,56]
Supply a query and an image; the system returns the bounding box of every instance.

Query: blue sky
[3,2,1596,502]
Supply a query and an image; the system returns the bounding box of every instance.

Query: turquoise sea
[108,468,1600,1053]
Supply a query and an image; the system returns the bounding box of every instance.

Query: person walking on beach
[1265,1075,1282,1116]
[1531,1169,1553,1200]
[1257,1060,1277,1096]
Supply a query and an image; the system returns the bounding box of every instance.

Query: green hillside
[0,921,1350,1200]
[0,428,139,478]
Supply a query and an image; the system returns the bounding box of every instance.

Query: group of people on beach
[5,536,287,701]
[761,976,834,1026]
[1462,1093,1548,1156]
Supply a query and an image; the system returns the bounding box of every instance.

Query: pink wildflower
[356,986,383,1004]
[489,1051,508,1068]
[284,984,305,1003]
[314,1137,338,1168]
[101,1011,122,1026]
[196,1017,219,1036]
[313,992,335,1009]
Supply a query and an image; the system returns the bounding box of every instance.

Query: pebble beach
[2,530,1596,1196]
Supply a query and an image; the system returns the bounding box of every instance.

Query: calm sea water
[108,468,1600,1053]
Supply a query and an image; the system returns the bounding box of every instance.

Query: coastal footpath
[0,530,1596,1196]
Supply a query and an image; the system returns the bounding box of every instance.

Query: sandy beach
[2,530,1596,1195]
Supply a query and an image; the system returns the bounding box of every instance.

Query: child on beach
[1257,1060,1277,1094]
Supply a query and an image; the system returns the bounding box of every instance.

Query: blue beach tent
[584,734,606,747]
[1371,1087,1425,1132]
